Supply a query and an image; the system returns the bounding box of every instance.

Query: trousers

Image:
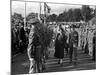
[69,44,78,62]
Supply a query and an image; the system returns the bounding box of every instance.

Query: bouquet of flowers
[34,23,53,49]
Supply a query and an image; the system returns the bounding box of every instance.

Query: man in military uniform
[27,18,43,73]
[69,25,79,64]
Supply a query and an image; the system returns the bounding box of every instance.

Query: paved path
[11,48,96,75]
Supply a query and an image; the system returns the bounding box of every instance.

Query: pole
[44,2,46,26]
[24,0,26,30]
[40,2,41,17]
[39,2,42,23]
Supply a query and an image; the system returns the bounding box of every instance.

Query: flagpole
[44,2,46,26]
[24,0,26,30]
[39,2,41,23]
[40,2,41,17]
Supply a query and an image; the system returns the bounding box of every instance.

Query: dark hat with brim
[28,18,40,24]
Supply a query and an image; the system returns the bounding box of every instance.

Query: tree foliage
[81,5,93,22]
[73,9,83,21]
[47,14,57,22]
[47,5,95,22]
[11,13,24,26]
[26,13,38,22]
[34,23,53,47]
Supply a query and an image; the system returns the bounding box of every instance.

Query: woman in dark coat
[54,33,65,64]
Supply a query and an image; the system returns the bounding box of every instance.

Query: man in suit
[19,23,26,53]
[69,25,79,65]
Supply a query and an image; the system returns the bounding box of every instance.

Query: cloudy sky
[11,0,96,17]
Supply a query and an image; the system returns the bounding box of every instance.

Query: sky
[11,0,96,17]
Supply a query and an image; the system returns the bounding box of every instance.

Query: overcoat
[54,35,65,59]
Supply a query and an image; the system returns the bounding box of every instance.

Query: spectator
[54,33,65,65]
[69,25,79,65]
[19,23,26,53]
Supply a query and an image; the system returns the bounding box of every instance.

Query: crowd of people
[11,22,29,55]
[11,17,96,73]
[54,25,79,65]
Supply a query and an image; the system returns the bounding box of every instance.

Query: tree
[67,9,74,21]
[34,23,53,53]
[11,12,24,26]
[47,14,57,22]
[57,9,75,22]
[73,9,83,21]
[81,5,93,22]
[26,12,38,22]
[12,13,24,20]
[57,13,64,22]
[57,11,69,22]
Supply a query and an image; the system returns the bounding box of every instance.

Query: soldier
[69,25,79,65]
[27,18,43,73]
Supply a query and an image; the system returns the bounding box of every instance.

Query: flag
[44,2,51,14]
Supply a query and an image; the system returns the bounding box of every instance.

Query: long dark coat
[19,27,26,42]
[54,36,65,59]
[19,27,26,53]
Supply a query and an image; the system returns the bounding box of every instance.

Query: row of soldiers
[72,23,96,60]
[78,23,96,58]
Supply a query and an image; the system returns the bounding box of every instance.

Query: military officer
[27,18,43,73]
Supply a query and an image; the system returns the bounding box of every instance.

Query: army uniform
[27,20,43,73]
[69,28,78,64]
[27,26,36,73]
